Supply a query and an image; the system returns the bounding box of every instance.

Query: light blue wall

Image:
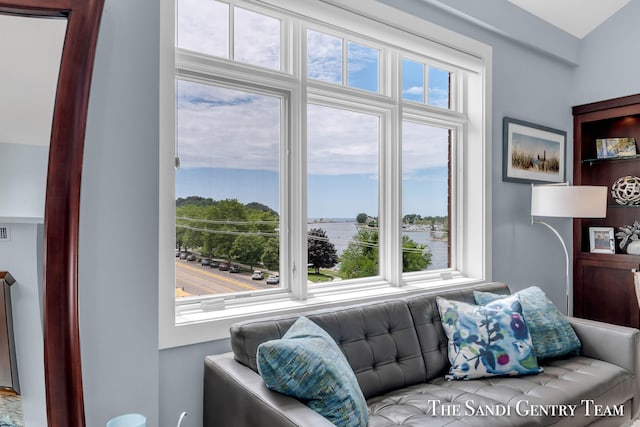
[71,0,639,426]
[0,143,48,220]
[573,0,640,105]
[79,0,160,425]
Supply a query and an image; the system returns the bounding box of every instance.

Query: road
[175,259,273,296]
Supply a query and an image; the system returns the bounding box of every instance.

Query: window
[175,80,283,296]
[160,0,491,347]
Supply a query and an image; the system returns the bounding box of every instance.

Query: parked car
[209,261,219,269]
[229,265,240,273]
[251,270,264,280]
[200,258,212,266]
[175,251,180,258]
[186,254,197,262]
[218,262,230,271]
[266,274,279,285]
[179,252,190,260]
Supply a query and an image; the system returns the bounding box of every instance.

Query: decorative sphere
[611,176,640,206]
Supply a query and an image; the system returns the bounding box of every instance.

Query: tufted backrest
[229,282,510,399]
[405,282,510,381]
[230,300,426,399]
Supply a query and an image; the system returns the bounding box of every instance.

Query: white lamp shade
[531,185,607,218]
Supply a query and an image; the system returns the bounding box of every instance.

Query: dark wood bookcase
[573,94,640,328]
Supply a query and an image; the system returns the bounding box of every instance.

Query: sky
[175,0,451,219]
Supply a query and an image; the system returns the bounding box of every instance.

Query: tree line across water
[176,196,435,280]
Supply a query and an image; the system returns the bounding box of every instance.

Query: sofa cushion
[231,299,427,399]
[367,382,519,427]
[474,286,581,360]
[257,316,368,427]
[436,294,542,380]
[430,356,634,426]
[405,282,511,382]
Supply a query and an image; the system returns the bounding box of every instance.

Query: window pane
[347,42,379,93]
[234,7,281,70]
[402,121,450,272]
[175,80,281,297]
[307,104,379,282]
[402,59,424,103]
[307,30,342,84]
[177,0,229,58]
[428,66,451,108]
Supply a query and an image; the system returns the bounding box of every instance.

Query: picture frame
[595,137,637,159]
[589,227,615,254]
[503,117,566,184]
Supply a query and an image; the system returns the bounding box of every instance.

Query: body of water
[308,220,448,270]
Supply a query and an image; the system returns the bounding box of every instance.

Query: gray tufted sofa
[203,282,640,426]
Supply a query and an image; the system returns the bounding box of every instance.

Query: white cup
[106,413,146,427]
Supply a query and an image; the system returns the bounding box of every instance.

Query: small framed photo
[589,227,615,254]
[503,117,566,184]
[595,137,637,159]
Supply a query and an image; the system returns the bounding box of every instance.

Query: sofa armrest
[568,316,640,418]
[204,353,335,427]
[568,316,639,374]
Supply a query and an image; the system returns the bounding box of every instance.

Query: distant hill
[176,196,277,215]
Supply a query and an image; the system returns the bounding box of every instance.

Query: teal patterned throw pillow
[474,286,581,359]
[436,295,543,380]
[257,316,368,427]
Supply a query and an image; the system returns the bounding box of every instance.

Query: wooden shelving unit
[573,94,640,328]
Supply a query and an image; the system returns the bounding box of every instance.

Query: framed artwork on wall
[589,227,615,254]
[503,117,566,184]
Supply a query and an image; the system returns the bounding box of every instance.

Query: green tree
[261,237,279,271]
[339,229,432,278]
[356,212,368,224]
[212,199,247,260]
[401,235,432,272]
[339,228,379,279]
[230,235,265,270]
[307,228,338,274]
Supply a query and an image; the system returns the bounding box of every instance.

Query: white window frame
[159,0,492,349]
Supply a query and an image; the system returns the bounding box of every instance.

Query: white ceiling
[0,14,66,146]
[508,0,632,39]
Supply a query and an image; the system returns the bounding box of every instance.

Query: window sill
[160,275,485,349]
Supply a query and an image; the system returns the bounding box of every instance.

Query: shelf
[609,204,640,209]
[577,251,640,261]
[582,154,640,165]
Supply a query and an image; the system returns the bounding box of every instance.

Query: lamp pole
[531,218,571,315]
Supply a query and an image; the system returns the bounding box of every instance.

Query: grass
[307,269,342,282]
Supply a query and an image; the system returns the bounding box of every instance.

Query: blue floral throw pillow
[256,316,368,427]
[474,286,581,360]
[436,295,543,380]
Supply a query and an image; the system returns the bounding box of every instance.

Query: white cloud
[177,0,228,58]
[177,82,450,177]
[402,121,449,174]
[403,86,424,95]
[347,42,379,74]
[307,104,379,175]
[176,8,449,178]
[177,81,280,171]
[428,87,450,108]
[234,7,280,70]
[177,0,280,70]
[307,30,342,83]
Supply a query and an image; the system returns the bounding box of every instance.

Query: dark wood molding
[0,1,104,426]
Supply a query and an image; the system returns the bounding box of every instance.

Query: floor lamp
[530,183,607,315]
